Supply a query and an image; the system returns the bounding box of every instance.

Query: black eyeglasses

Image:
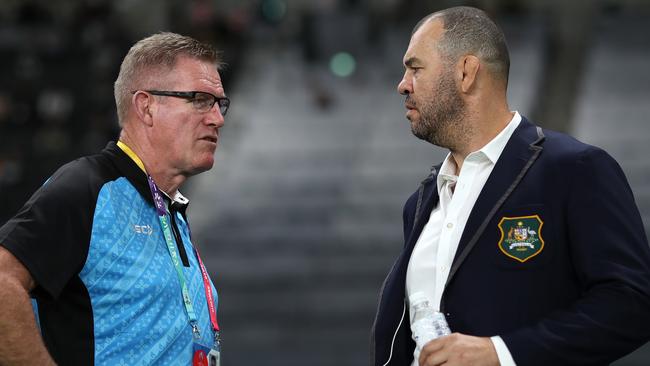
[136,90,230,115]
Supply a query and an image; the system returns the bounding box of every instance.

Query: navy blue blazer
[372,117,650,365]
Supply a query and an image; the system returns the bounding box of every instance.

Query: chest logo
[134,224,153,235]
[497,215,544,262]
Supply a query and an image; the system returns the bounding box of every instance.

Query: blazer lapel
[406,168,440,250]
[444,118,546,293]
[391,165,442,301]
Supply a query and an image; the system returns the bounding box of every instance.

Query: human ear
[459,55,480,93]
[132,91,155,127]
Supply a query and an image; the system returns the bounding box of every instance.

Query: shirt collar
[437,155,459,193]
[435,111,522,192]
[165,190,190,206]
[476,111,522,164]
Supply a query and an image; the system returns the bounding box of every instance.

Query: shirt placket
[433,175,457,309]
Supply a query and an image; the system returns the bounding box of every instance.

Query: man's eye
[194,97,212,107]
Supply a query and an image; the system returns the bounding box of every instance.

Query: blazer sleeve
[501,147,650,365]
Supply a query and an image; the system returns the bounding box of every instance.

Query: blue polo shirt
[0,141,219,365]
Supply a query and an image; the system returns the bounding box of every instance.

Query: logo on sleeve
[497,215,544,262]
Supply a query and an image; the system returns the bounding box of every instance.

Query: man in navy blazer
[372,6,650,366]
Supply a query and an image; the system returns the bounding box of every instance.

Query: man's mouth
[201,136,218,144]
[405,97,416,111]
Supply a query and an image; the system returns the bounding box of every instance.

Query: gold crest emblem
[498,215,544,262]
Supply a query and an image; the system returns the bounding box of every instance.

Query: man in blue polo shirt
[0,32,228,365]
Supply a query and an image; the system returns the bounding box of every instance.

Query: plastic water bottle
[411,297,451,351]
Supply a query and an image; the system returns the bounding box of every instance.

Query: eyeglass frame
[131,90,230,116]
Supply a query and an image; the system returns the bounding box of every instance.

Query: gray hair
[413,6,510,84]
[113,32,222,126]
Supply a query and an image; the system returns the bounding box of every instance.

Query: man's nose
[206,106,225,128]
[398,75,412,95]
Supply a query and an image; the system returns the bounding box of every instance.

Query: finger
[421,337,446,353]
[418,339,447,366]
[419,348,447,366]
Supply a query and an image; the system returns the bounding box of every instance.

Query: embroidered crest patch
[497,215,544,262]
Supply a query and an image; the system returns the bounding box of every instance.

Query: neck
[148,170,185,197]
[449,101,513,174]
[119,130,186,196]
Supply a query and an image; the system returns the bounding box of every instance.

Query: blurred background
[1,0,649,365]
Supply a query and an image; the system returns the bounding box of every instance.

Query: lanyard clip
[214,331,222,349]
[191,322,201,340]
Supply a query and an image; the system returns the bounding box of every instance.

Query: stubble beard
[409,72,471,151]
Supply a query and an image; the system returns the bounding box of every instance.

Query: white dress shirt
[406,112,522,366]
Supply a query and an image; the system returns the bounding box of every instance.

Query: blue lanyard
[147,175,202,339]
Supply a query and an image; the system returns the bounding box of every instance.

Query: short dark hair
[413,6,510,84]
